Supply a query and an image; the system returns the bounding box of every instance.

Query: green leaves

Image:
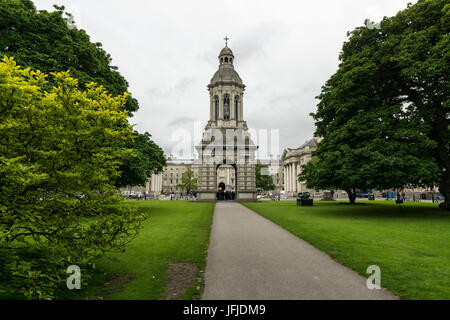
[255,164,275,191]
[115,131,166,188]
[303,0,448,205]
[176,169,198,193]
[0,0,138,114]
[0,58,145,299]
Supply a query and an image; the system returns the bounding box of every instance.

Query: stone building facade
[281,138,321,197]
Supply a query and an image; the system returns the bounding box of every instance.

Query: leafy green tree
[115,131,166,188]
[176,169,198,193]
[0,0,138,113]
[0,57,146,299]
[256,164,275,191]
[301,0,447,206]
[0,0,168,187]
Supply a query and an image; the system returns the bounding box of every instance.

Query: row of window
[220,57,232,64]
[214,95,239,121]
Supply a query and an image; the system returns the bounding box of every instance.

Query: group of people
[167,191,197,200]
[217,190,236,201]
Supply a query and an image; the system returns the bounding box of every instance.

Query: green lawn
[59,200,215,300]
[242,201,450,300]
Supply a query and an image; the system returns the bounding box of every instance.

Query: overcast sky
[35,0,413,159]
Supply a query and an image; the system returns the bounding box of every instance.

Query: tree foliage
[115,131,166,188]
[300,0,448,206]
[0,57,146,299]
[176,169,198,193]
[256,164,275,191]
[0,0,168,187]
[0,0,138,113]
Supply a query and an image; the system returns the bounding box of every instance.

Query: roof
[281,138,321,160]
[209,67,243,87]
[219,46,234,57]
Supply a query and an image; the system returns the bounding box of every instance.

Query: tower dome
[219,46,234,57]
[209,41,245,89]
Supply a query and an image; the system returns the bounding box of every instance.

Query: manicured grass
[59,201,215,300]
[242,201,450,300]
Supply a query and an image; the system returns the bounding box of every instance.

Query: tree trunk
[438,170,450,210]
[346,189,357,205]
[430,113,450,210]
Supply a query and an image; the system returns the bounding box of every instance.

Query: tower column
[239,94,244,121]
[219,94,224,119]
[210,94,214,121]
[231,94,236,120]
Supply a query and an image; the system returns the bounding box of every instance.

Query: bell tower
[196,38,257,202]
[206,38,248,131]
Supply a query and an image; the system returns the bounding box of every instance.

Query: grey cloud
[34,0,412,155]
[167,116,196,127]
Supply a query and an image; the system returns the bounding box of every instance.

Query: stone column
[231,94,235,120]
[291,163,295,193]
[219,94,224,119]
[287,163,291,193]
[286,165,289,192]
[293,163,297,193]
[291,163,295,194]
[239,94,244,121]
[210,95,214,121]
[283,165,287,191]
[292,163,295,194]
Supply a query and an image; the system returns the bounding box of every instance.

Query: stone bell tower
[195,38,257,201]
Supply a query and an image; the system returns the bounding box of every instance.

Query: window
[214,96,219,120]
[225,57,228,63]
[230,58,233,64]
[220,58,223,63]
[224,95,230,120]
[234,96,239,121]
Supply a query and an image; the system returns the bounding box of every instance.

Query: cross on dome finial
[224,36,229,47]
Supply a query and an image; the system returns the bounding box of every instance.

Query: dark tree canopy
[0,0,138,113]
[116,131,166,188]
[256,164,275,191]
[0,0,168,187]
[300,0,448,206]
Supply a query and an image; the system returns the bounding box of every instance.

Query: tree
[115,131,166,188]
[256,164,275,191]
[0,0,138,113]
[0,57,146,299]
[0,0,168,187]
[301,0,447,206]
[176,169,198,193]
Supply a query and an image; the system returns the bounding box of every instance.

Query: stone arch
[216,162,237,200]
